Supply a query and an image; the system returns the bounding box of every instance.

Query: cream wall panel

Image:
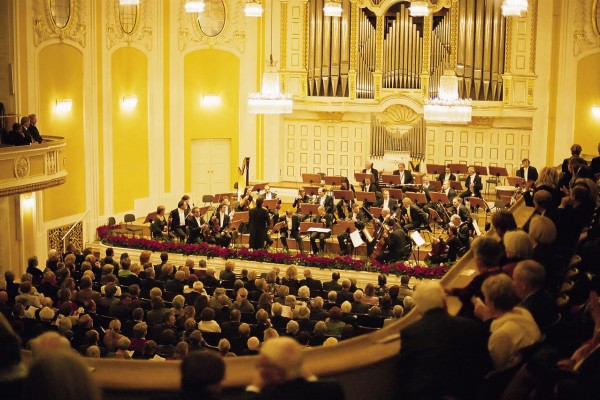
[282,119,370,182]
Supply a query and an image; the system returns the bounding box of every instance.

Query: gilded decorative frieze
[303,1,309,70]
[527,79,534,105]
[32,0,87,48]
[177,0,246,54]
[281,2,288,70]
[422,15,431,72]
[450,0,459,69]
[573,0,600,56]
[470,117,494,127]
[14,157,30,179]
[106,0,153,51]
[316,112,344,122]
[375,15,383,72]
[529,0,538,73]
[504,18,512,74]
[384,104,419,124]
[350,2,358,71]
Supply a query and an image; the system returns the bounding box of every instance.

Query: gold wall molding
[32,0,87,48]
[529,0,538,73]
[281,1,288,70]
[47,221,83,257]
[177,0,246,54]
[106,0,153,51]
[315,111,344,122]
[573,0,600,56]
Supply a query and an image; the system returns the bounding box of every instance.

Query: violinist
[210,204,232,248]
[315,186,335,215]
[335,177,356,220]
[292,188,310,211]
[399,198,429,232]
[375,218,411,264]
[337,203,367,256]
[310,205,334,255]
[181,195,192,216]
[169,200,188,242]
[186,206,207,244]
[280,209,304,254]
[450,214,471,252]
[451,197,471,223]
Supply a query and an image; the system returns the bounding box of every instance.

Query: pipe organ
[305,0,506,101]
[370,116,426,161]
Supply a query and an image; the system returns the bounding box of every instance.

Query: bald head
[257,337,305,385]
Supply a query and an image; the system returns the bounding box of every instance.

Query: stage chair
[124,214,144,237]
[202,194,214,207]
[107,216,127,236]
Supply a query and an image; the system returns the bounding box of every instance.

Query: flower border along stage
[97,225,450,279]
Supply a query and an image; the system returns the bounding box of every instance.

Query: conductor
[249,197,271,250]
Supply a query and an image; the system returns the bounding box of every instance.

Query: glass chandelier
[501,0,528,17]
[409,1,430,17]
[424,70,472,123]
[244,0,264,17]
[248,1,293,114]
[119,0,140,5]
[184,1,206,13]
[323,0,342,17]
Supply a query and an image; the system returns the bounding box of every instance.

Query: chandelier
[184,0,206,13]
[501,0,528,17]
[323,0,343,17]
[244,0,264,17]
[119,0,140,5]
[248,1,293,114]
[424,70,472,123]
[409,1,430,17]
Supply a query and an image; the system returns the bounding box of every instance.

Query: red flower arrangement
[97,225,451,279]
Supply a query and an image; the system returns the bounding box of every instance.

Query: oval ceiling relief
[118,0,139,35]
[198,0,226,38]
[49,0,71,29]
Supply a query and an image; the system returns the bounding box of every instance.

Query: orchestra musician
[310,205,334,255]
[220,197,232,216]
[211,204,232,248]
[377,189,398,212]
[451,197,471,223]
[186,206,208,245]
[337,203,368,256]
[181,195,192,216]
[315,186,335,215]
[292,188,310,211]
[393,162,414,190]
[151,205,171,239]
[361,177,380,209]
[516,158,539,182]
[450,214,471,252]
[441,180,457,202]
[169,200,188,242]
[399,198,430,232]
[236,187,254,212]
[335,177,356,220]
[420,176,435,212]
[459,166,483,199]
[249,197,272,250]
[362,162,380,187]
[437,165,457,182]
[260,184,281,224]
[280,209,304,254]
[375,218,411,264]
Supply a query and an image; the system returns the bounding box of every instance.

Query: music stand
[354,172,374,184]
[332,221,357,235]
[488,166,509,177]
[426,163,446,176]
[232,211,249,222]
[356,191,376,204]
[143,212,157,224]
[271,221,286,251]
[300,222,323,234]
[469,196,491,227]
[506,177,525,187]
[428,181,442,191]
[263,199,279,210]
[333,190,354,202]
[369,207,383,219]
[429,192,450,205]
[324,176,344,187]
[299,203,321,216]
[427,208,443,233]
[228,220,243,248]
[381,174,401,187]
[449,163,469,175]
[388,189,404,200]
[403,192,427,204]
[302,173,322,185]
[450,181,464,191]
[303,186,320,196]
[472,165,488,176]
[251,183,269,193]
[198,206,210,216]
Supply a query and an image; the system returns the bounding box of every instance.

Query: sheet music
[410,231,426,247]
[472,220,482,236]
[350,230,365,247]
[307,227,331,233]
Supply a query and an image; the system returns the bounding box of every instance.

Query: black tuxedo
[437,172,457,182]
[213,212,232,247]
[400,205,428,231]
[316,194,335,215]
[186,215,206,244]
[28,124,43,143]
[393,169,414,185]
[280,215,304,253]
[398,308,492,400]
[516,166,539,182]
[442,187,457,203]
[378,197,398,211]
[310,213,334,254]
[591,156,600,176]
[460,174,483,198]
[292,194,310,210]
[362,167,379,184]
[361,183,379,209]
[249,206,271,249]
[375,227,410,263]
[169,208,187,240]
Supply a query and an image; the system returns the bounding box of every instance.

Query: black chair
[124,214,144,237]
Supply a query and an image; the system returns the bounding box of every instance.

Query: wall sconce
[592,105,600,119]
[121,95,138,110]
[55,98,73,113]
[201,94,221,108]
[22,193,35,209]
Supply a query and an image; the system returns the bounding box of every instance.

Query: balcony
[0,136,67,196]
